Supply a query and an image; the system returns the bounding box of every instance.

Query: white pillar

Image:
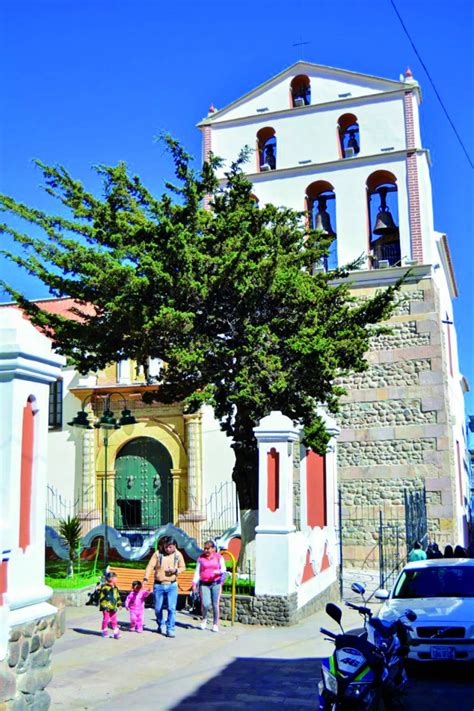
[117,359,131,385]
[182,413,204,520]
[0,308,64,660]
[254,411,301,596]
[78,423,100,532]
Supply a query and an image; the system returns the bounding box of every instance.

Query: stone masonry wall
[219,578,340,626]
[0,607,65,711]
[337,359,431,390]
[342,477,425,508]
[339,399,436,429]
[339,438,436,466]
[338,277,456,566]
[370,320,430,350]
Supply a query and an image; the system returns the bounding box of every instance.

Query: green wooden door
[114,437,172,530]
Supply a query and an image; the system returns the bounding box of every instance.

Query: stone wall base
[50,584,96,608]
[0,607,65,711]
[219,578,340,626]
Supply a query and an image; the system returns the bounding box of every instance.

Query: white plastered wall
[0,308,64,659]
[211,95,407,174]
[200,405,235,508]
[214,67,402,123]
[433,247,469,543]
[223,155,410,268]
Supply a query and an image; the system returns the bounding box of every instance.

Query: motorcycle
[318,584,416,710]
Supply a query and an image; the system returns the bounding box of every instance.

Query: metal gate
[114,437,172,530]
[404,487,428,553]
[339,486,428,596]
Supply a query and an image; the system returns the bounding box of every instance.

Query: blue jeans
[154,582,178,633]
[200,582,221,625]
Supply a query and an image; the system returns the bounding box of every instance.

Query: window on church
[256,127,277,171]
[48,378,63,430]
[305,180,337,271]
[290,75,311,107]
[338,113,360,158]
[367,170,400,268]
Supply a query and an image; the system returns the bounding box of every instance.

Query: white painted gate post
[0,308,64,664]
[253,411,301,596]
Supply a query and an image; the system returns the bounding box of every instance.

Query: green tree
[58,515,82,577]
[0,138,399,541]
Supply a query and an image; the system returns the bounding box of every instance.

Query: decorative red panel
[320,543,330,572]
[306,450,327,528]
[267,448,280,512]
[301,550,316,583]
[19,399,35,551]
[0,560,7,606]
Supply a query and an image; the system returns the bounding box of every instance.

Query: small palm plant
[58,515,82,577]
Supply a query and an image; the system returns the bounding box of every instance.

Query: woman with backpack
[143,536,185,638]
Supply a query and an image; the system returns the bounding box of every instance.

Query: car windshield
[393,566,474,599]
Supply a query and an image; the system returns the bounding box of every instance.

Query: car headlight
[322,666,338,695]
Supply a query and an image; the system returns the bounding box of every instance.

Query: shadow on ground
[170,657,474,711]
[171,657,323,710]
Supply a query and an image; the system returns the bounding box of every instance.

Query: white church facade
[198,61,470,559]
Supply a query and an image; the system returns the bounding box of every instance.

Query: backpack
[86,582,102,606]
[158,552,179,568]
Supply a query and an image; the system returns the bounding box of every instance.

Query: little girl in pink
[125,580,151,633]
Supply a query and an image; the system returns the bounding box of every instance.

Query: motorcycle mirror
[404,608,417,622]
[374,589,390,601]
[351,582,366,596]
[325,603,343,628]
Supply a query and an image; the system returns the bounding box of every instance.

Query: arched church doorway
[114,437,173,530]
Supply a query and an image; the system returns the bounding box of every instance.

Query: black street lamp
[68,393,137,569]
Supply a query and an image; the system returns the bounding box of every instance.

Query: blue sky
[1,0,473,409]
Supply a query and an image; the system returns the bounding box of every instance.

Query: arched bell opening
[338,113,360,158]
[305,180,337,272]
[290,74,311,108]
[366,170,400,268]
[256,127,277,172]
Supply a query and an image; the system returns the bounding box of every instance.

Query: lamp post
[69,393,137,570]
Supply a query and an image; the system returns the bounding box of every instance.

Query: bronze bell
[314,196,336,237]
[347,129,360,154]
[373,187,398,236]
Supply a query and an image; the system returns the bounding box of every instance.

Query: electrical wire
[390,0,474,169]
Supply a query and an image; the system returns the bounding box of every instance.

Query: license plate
[430,646,455,660]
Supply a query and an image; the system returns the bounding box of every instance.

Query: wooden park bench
[108,565,195,598]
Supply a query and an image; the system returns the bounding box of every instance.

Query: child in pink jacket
[125,580,151,633]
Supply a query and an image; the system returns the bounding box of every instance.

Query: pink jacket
[125,588,150,612]
[193,552,226,585]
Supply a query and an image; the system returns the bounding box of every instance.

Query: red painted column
[19,399,35,551]
[267,448,280,512]
[404,91,424,263]
[306,450,327,528]
[0,560,8,606]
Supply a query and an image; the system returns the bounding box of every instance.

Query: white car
[375,558,474,662]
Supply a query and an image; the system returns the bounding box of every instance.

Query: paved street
[48,604,474,710]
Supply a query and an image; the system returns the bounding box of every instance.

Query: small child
[99,572,122,638]
[125,580,151,633]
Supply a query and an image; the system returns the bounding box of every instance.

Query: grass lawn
[45,558,254,594]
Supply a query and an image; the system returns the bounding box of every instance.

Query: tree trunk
[231,408,260,569]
